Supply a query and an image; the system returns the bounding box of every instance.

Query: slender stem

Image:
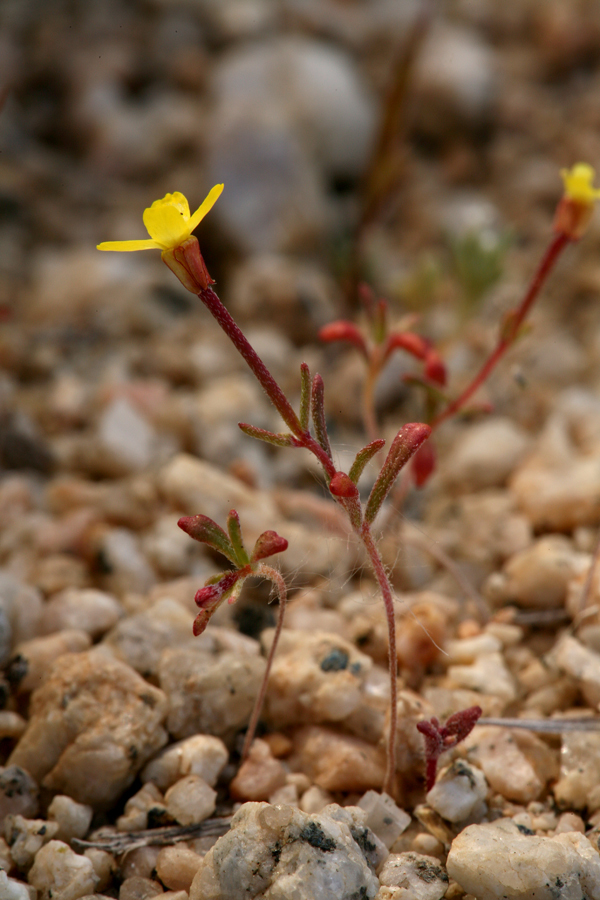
[198,285,337,479]
[360,522,398,795]
[242,564,287,761]
[362,365,380,445]
[432,232,570,429]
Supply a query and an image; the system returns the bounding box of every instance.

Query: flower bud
[329,471,360,499]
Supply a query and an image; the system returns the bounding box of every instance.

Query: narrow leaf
[311,373,332,459]
[251,530,289,562]
[318,321,369,359]
[178,515,237,564]
[299,363,311,432]
[348,439,386,484]
[227,510,250,566]
[238,423,295,447]
[364,423,431,525]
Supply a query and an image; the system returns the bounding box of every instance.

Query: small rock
[5,815,59,870]
[159,454,278,544]
[464,727,557,803]
[9,630,92,694]
[447,818,600,900]
[377,852,449,900]
[9,650,168,808]
[441,418,531,492]
[0,870,35,900]
[0,766,39,821]
[117,784,165,833]
[118,876,164,900]
[155,845,203,892]
[164,775,216,826]
[47,795,93,843]
[299,785,333,814]
[426,760,487,823]
[158,646,266,741]
[356,791,411,850]
[189,801,380,900]
[447,652,517,702]
[554,727,600,812]
[485,536,588,609]
[413,23,497,137]
[84,848,116,892]
[291,725,386,794]
[141,734,228,790]
[0,571,44,646]
[230,738,287,802]
[102,598,192,678]
[97,397,157,474]
[551,635,600,707]
[40,589,122,639]
[264,629,372,727]
[510,453,600,531]
[98,528,156,596]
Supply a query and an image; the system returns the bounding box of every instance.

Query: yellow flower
[560,163,600,206]
[97,185,224,252]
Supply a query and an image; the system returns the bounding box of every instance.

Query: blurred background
[1,0,600,485]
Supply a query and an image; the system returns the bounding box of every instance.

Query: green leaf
[238,423,295,447]
[348,439,386,484]
[177,515,237,564]
[311,374,332,459]
[364,423,431,525]
[227,509,250,566]
[299,363,311,432]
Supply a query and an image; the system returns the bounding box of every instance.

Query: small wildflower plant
[98,163,599,795]
[417,706,482,791]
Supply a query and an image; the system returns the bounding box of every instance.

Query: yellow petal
[143,203,190,247]
[561,163,600,205]
[158,192,190,220]
[97,240,162,251]
[188,184,224,232]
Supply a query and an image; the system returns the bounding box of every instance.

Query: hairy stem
[359,522,398,795]
[242,564,287,761]
[198,285,336,479]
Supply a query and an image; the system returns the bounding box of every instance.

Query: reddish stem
[242,564,287,760]
[360,522,398,795]
[198,286,336,480]
[432,232,570,429]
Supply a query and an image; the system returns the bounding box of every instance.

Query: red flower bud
[412,441,436,487]
[424,351,447,387]
[318,321,369,358]
[386,331,429,361]
[329,471,360,499]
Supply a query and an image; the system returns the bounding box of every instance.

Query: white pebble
[378,852,449,900]
[47,795,93,842]
[447,819,600,900]
[357,791,411,849]
[4,815,59,870]
[141,734,228,790]
[165,775,216,826]
[0,869,36,900]
[426,761,487,823]
[28,839,97,900]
